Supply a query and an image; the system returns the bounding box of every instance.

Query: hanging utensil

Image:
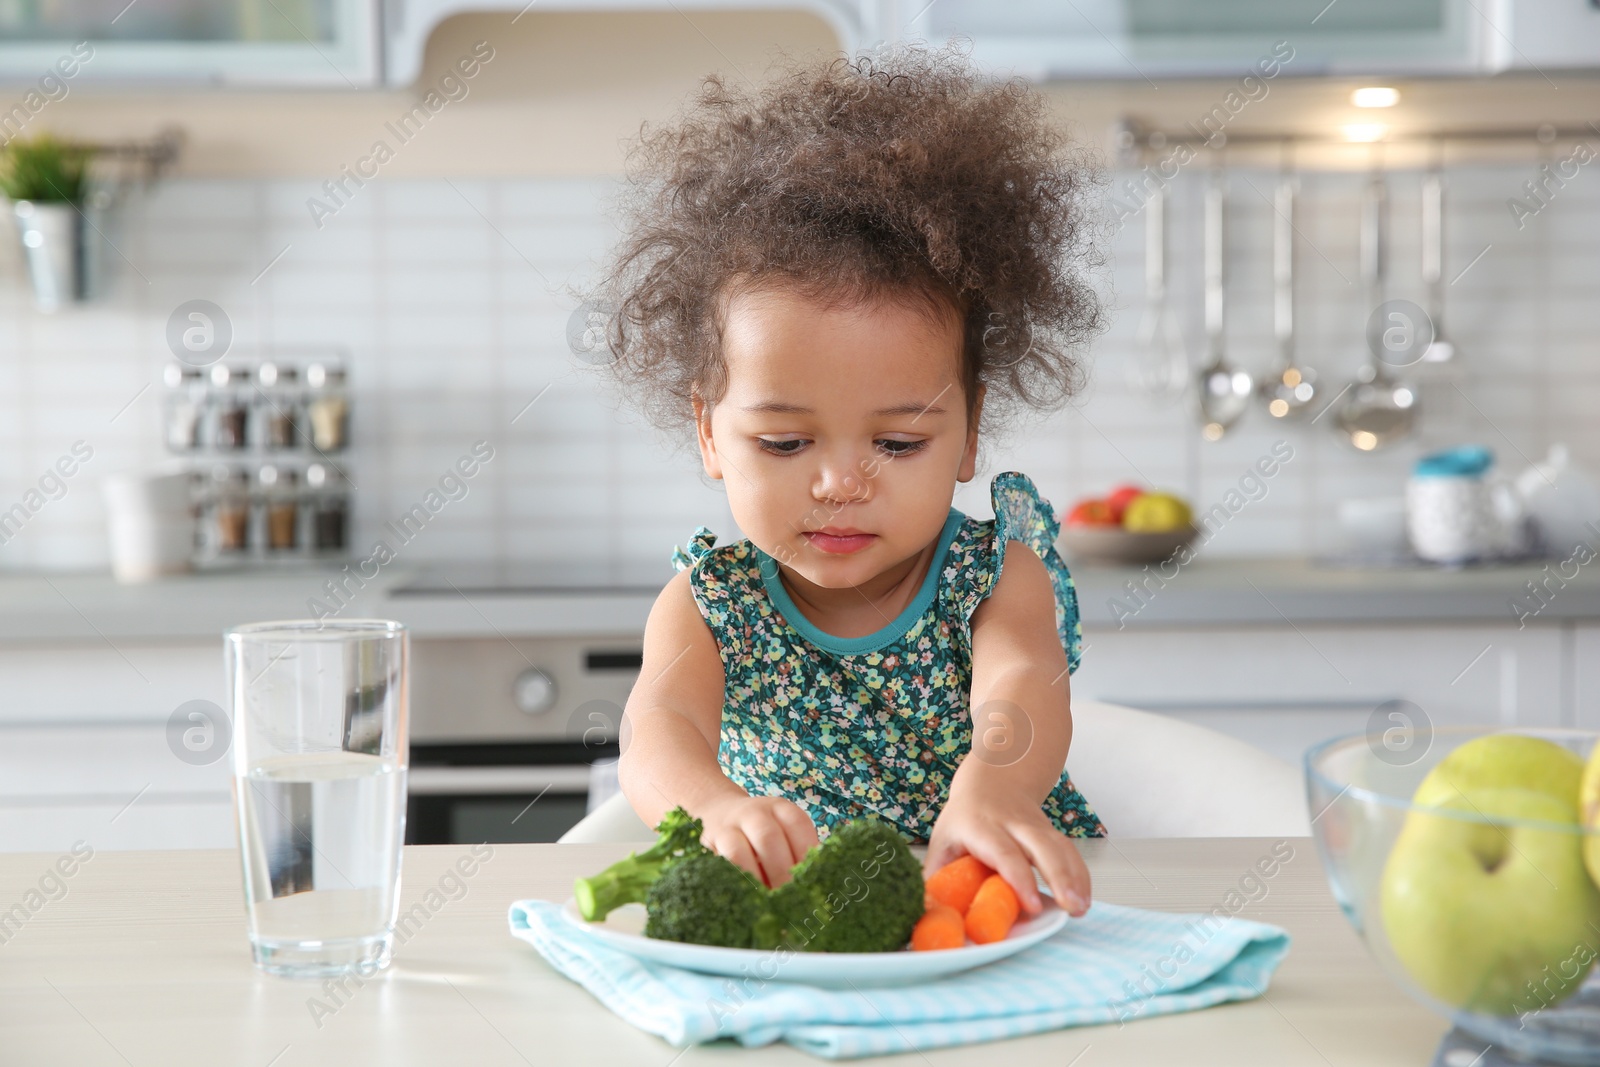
[1333,169,1418,452]
[1197,165,1252,441]
[1259,157,1317,420]
[1421,153,1455,363]
[1129,183,1187,403]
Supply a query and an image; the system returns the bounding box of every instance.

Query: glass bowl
[1307,726,1600,1065]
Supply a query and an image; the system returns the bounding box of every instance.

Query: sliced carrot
[964,874,1020,945]
[925,855,994,915]
[911,903,967,951]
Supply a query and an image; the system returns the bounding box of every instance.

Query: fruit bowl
[1307,727,1600,1064]
[1057,523,1197,566]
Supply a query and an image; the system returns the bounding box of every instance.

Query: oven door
[404,742,618,844]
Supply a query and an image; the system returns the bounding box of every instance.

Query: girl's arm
[617,570,819,884]
[925,542,1092,916]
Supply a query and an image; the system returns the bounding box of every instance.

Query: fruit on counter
[1411,733,1584,811]
[575,808,926,952]
[1065,499,1118,526]
[1381,785,1600,1015]
[1121,492,1194,534]
[1065,485,1194,534]
[1105,484,1144,523]
[1579,740,1600,888]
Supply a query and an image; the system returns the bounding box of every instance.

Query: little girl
[602,46,1106,918]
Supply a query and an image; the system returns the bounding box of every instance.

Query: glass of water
[226,619,408,977]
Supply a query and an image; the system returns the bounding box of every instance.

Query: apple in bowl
[1309,728,1600,1064]
[1059,485,1196,566]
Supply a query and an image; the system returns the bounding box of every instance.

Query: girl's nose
[812,450,871,506]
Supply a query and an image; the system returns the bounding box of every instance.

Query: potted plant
[2,134,96,311]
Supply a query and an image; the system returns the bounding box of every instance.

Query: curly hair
[590,42,1106,434]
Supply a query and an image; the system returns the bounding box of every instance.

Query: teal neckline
[756,509,965,657]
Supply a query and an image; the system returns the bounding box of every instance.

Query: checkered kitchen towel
[507,899,1290,1059]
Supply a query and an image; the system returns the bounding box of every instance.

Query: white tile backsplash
[0,165,1596,572]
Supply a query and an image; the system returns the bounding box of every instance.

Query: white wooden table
[0,839,1444,1065]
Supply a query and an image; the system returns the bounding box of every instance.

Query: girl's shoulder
[671,527,765,609]
[947,472,1084,671]
[946,471,1063,600]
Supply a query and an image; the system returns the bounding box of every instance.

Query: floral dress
[671,471,1105,843]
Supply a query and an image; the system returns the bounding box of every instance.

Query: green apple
[1578,740,1600,888]
[1381,786,1600,1016]
[1412,733,1583,812]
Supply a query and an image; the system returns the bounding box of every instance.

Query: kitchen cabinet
[386,0,1600,87]
[1570,623,1600,731]
[0,641,232,854]
[381,0,872,86]
[0,0,380,87]
[0,723,233,852]
[1071,622,1569,768]
[0,605,1587,852]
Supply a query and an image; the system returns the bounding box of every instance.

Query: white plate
[559,895,1068,988]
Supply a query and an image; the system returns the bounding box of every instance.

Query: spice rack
[161,353,352,566]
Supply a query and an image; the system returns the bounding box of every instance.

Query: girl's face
[695,285,980,591]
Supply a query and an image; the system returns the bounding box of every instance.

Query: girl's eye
[756,437,808,456]
[876,439,927,457]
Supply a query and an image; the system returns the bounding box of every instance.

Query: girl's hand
[925,781,1091,918]
[698,793,820,888]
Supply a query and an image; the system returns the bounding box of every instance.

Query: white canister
[1407,446,1496,564]
[102,472,196,582]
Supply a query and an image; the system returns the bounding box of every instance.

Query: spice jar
[257,362,300,450]
[306,463,350,553]
[211,364,251,451]
[162,363,204,452]
[259,465,300,552]
[209,466,251,554]
[305,362,348,452]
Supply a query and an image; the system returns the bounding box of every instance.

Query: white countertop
[0,566,656,643]
[0,555,1586,645]
[0,838,1443,1065]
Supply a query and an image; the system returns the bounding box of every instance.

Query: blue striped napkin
[508,899,1290,1059]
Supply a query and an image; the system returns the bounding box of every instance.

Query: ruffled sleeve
[671,527,718,572]
[990,472,1085,675]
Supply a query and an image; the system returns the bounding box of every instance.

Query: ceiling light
[1352,86,1400,108]
[1343,123,1389,143]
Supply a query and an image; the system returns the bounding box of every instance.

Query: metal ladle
[1421,157,1455,363]
[1259,162,1318,420]
[1129,183,1188,403]
[1197,165,1252,441]
[1332,170,1419,452]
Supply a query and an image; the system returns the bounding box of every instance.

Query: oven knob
[512,668,558,715]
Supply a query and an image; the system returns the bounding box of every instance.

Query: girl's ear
[693,395,724,481]
[956,384,985,483]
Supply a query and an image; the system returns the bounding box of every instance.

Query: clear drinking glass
[226,619,408,977]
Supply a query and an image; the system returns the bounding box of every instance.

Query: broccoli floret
[644,851,770,948]
[573,806,708,921]
[768,819,925,953]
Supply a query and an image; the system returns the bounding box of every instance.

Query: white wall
[0,160,1592,570]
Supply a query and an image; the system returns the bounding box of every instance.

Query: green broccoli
[767,818,925,953]
[644,851,771,948]
[573,806,708,921]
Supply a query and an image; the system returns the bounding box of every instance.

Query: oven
[394,563,661,844]
[404,636,641,844]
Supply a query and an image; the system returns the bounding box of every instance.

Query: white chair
[557,699,1310,844]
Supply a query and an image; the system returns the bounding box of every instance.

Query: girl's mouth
[802,528,878,555]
